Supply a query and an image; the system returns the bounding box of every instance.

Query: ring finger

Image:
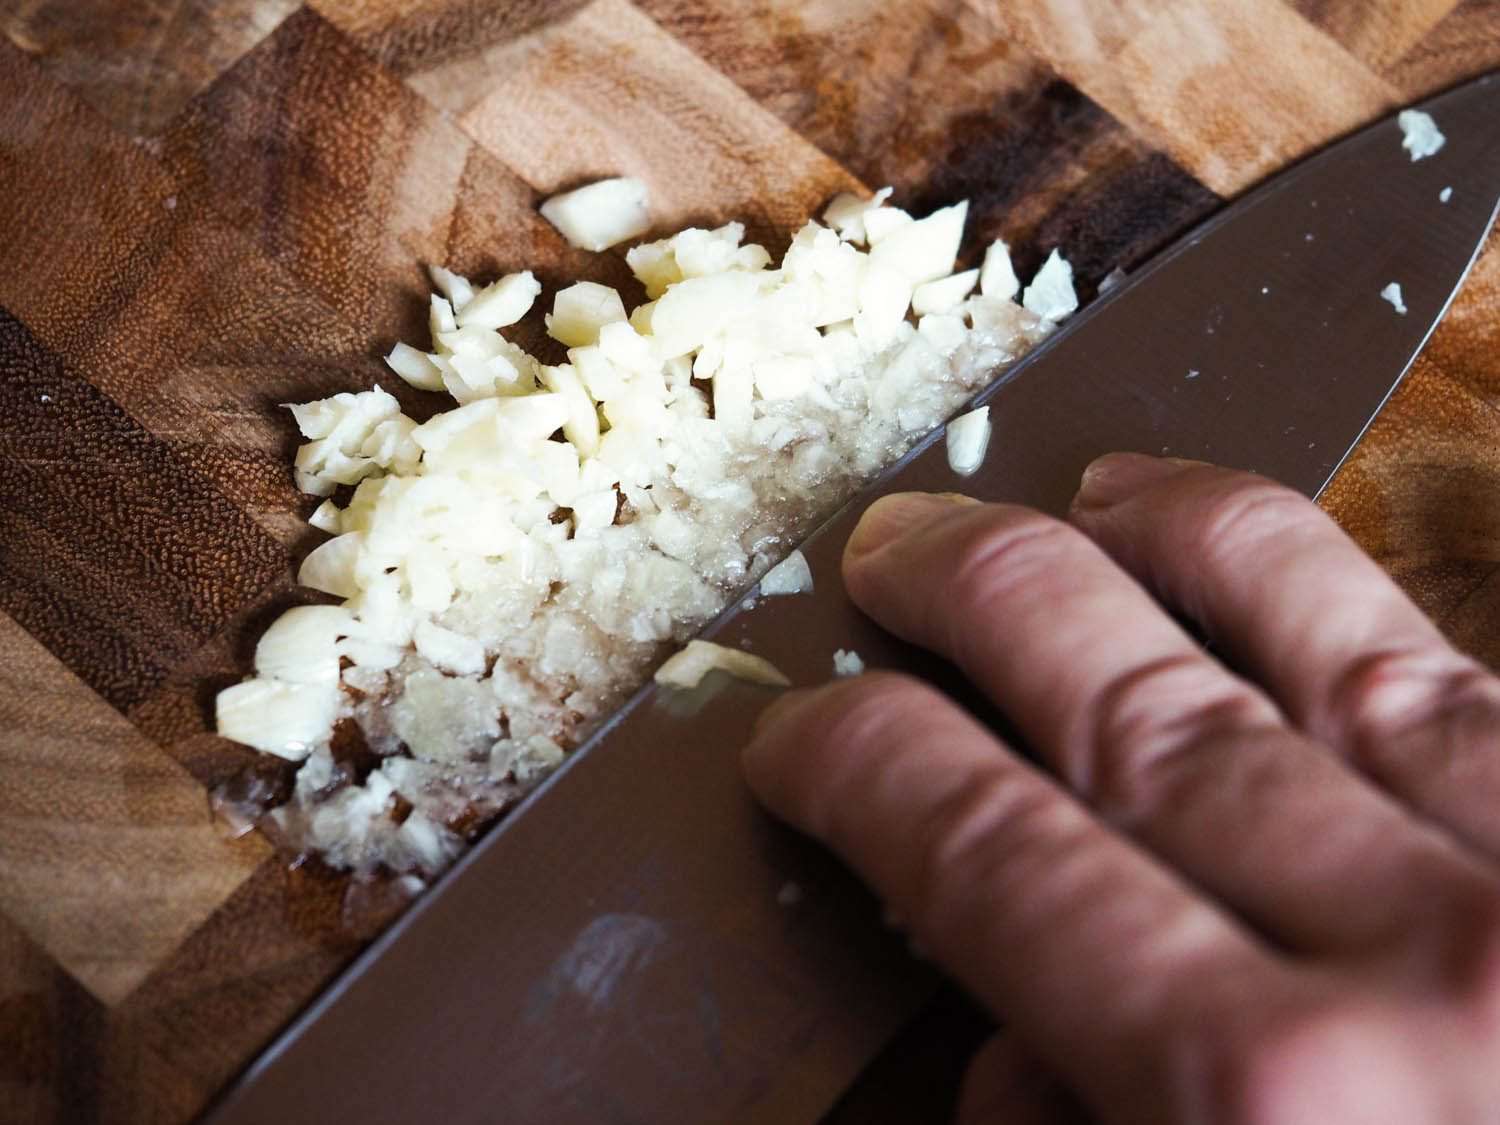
[1069,453,1500,865]
[839,492,1500,960]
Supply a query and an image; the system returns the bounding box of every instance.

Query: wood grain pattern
[639,0,1221,291]
[0,1,1497,1121]
[309,0,593,75]
[0,914,104,1124]
[982,0,1399,193]
[0,0,301,134]
[1384,0,1500,96]
[161,7,635,360]
[0,611,265,1004]
[1322,226,1500,663]
[349,0,862,241]
[1292,0,1460,70]
[0,309,291,712]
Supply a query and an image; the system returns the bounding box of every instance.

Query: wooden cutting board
[1,2,1497,1121]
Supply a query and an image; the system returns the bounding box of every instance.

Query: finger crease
[1079,653,1281,816]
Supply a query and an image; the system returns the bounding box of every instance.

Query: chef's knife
[206,73,1500,1125]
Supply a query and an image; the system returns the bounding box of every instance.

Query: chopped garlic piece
[833,649,865,677]
[255,605,353,687]
[1440,186,1453,204]
[823,186,893,245]
[855,263,914,348]
[946,405,992,475]
[458,271,541,330]
[538,362,600,457]
[655,639,791,690]
[913,269,980,316]
[428,265,474,311]
[216,678,339,761]
[298,531,364,598]
[309,499,342,534]
[547,281,628,347]
[1381,282,1408,315]
[760,549,813,596]
[1022,250,1078,323]
[430,294,457,337]
[870,201,968,284]
[979,239,1020,301]
[651,270,764,358]
[385,342,445,392]
[1397,109,1445,162]
[414,618,486,675]
[540,177,651,251]
[862,205,914,245]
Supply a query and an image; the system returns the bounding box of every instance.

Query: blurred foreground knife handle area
[205,72,1500,1125]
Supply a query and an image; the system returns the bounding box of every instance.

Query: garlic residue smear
[215,191,1074,877]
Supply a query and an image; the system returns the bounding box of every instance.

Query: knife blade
[206,72,1500,1125]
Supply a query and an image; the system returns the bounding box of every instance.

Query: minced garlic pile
[216,189,1075,878]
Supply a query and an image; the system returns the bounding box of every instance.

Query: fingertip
[1072,452,1206,513]
[740,673,931,825]
[844,491,979,567]
[743,687,810,766]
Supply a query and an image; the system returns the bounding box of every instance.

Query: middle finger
[840,492,1500,958]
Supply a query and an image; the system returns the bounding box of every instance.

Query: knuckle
[942,512,1084,656]
[909,765,1081,944]
[947,511,1084,612]
[780,672,943,833]
[809,671,944,757]
[1334,647,1500,760]
[1082,652,1281,817]
[1184,481,1320,581]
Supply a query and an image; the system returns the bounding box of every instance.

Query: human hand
[742,453,1500,1124]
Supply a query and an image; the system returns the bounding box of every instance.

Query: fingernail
[844,491,979,563]
[1074,453,1201,510]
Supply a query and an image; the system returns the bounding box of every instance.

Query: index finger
[743,672,1289,1119]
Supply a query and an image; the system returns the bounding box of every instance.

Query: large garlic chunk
[216,679,340,761]
[946,405,992,476]
[1022,250,1078,323]
[980,240,1020,301]
[760,549,813,596]
[459,271,541,330]
[540,177,652,251]
[254,605,353,686]
[869,201,968,285]
[655,640,791,690]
